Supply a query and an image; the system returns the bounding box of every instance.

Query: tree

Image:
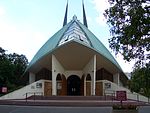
[0,47,13,87]
[8,53,28,86]
[129,62,150,98]
[104,0,150,66]
[0,47,28,93]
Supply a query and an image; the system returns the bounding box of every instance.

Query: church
[25,1,128,96]
[0,2,148,102]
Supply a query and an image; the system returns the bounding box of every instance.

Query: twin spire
[63,0,88,28]
[63,1,68,26]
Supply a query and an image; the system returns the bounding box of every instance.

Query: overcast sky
[0,0,134,73]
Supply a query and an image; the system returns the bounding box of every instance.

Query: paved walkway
[0,105,112,113]
[0,105,150,113]
[0,99,146,107]
[139,106,150,113]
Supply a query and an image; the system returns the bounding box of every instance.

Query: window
[58,21,91,46]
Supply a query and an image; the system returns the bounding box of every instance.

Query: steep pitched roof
[25,16,122,72]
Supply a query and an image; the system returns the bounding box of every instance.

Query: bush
[113,104,137,110]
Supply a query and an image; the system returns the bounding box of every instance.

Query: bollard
[137,94,139,102]
[26,93,27,102]
[34,93,35,101]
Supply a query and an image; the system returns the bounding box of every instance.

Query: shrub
[113,104,137,110]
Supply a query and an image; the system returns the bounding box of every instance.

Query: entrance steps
[27,95,114,101]
[0,96,147,107]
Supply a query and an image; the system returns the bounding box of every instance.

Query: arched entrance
[67,75,81,96]
[86,74,91,96]
[56,74,67,96]
[56,74,62,96]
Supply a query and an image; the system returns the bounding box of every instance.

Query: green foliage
[105,0,150,66]
[129,62,150,97]
[0,47,28,93]
[105,0,150,98]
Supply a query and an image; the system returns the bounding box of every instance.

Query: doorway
[67,75,81,96]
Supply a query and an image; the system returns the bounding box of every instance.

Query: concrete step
[0,96,147,107]
[27,95,115,101]
[0,99,147,107]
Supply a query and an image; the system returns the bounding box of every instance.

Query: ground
[0,105,150,113]
[0,105,111,113]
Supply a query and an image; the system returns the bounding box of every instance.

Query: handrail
[104,89,150,103]
[23,92,43,102]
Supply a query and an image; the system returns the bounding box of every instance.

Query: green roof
[26,16,122,72]
[26,21,72,70]
[77,21,122,70]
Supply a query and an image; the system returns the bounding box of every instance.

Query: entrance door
[67,75,81,96]
[44,82,52,96]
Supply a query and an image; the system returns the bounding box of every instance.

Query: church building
[25,2,128,96]
[4,1,149,101]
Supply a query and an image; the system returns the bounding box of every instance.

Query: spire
[82,0,88,28]
[63,0,68,26]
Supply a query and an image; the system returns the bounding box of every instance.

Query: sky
[0,0,135,73]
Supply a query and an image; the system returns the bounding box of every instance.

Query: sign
[57,83,62,89]
[116,91,127,101]
[2,87,7,93]
[105,83,111,89]
[36,83,42,88]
